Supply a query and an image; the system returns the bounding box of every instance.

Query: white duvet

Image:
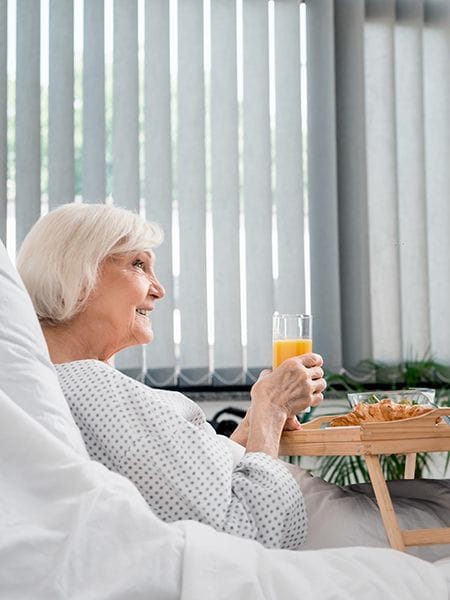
[1,240,449,600]
[0,388,447,600]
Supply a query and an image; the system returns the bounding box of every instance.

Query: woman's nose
[149,276,165,299]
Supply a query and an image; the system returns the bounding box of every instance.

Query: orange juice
[272,338,313,368]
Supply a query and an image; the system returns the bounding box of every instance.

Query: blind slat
[83,0,105,203]
[274,0,305,314]
[307,0,343,371]
[177,0,209,381]
[364,3,402,362]
[211,0,242,379]
[335,0,372,369]
[243,0,273,371]
[113,0,141,371]
[15,0,41,248]
[113,0,139,210]
[48,0,74,209]
[424,4,450,363]
[395,1,431,357]
[0,0,6,243]
[144,0,176,384]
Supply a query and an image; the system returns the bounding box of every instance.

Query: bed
[1,239,449,600]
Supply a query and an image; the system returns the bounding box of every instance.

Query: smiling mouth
[136,308,150,318]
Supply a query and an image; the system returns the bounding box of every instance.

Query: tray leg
[404,453,416,479]
[364,455,405,551]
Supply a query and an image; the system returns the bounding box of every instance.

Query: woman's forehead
[142,249,156,262]
[122,248,155,258]
[106,248,156,265]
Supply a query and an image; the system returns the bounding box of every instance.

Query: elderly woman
[17,202,326,551]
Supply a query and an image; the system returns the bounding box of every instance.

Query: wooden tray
[279,407,450,457]
[279,407,450,552]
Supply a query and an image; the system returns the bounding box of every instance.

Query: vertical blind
[1,0,449,387]
[0,1,5,244]
[308,0,450,374]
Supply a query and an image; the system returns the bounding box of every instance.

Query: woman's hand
[245,353,326,457]
[251,353,326,418]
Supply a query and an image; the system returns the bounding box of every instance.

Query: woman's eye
[133,260,145,270]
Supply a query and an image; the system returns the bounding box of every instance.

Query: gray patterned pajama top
[56,359,307,550]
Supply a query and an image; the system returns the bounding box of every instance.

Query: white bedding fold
[181,520,447,600]
[0,389,448,600]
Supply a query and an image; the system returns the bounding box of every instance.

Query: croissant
[329,399,433,427]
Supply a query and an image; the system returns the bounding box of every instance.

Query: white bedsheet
[0,388,448,600]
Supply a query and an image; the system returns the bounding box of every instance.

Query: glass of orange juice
[272,313,312,369]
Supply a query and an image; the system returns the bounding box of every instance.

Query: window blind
[15,0,41,248]
[307,0,450,376]
[48,0,74,210]
[2,0,449,388]
[0,0,6,243]
[143,0,176,385]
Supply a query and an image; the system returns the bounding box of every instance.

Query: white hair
[17,202,164,324]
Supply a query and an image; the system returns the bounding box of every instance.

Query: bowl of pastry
[330,397,435,427]
[347,388,435,409]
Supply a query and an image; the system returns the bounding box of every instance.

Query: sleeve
[119,403,307,550]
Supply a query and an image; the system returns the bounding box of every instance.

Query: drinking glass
[272,313,312,369]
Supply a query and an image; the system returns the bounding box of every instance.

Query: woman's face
[81,250,165,357]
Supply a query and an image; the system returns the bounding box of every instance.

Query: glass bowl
[347,388,435,409]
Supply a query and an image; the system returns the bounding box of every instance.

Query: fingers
[306,359,326,407]
[310,391,325,407]
[256,368,271,382]
[309,370,327,406]
[298,352,323,368]
[274,355,323,375]
[277,356,325,388]
[283,416,302,431]
[271,353,323,373]
[310,365,324,380]
[251,354,327,418]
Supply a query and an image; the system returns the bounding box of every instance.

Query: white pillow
[0,241,87,456]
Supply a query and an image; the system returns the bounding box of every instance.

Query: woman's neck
[42,321,111,364]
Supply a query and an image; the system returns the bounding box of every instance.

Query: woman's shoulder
[55,358,114,382]
[55,359,151,392]
[55,359,207,425]
[55,358,109,371]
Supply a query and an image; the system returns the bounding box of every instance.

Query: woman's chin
[144,332,154,345]
[133,327,154,346]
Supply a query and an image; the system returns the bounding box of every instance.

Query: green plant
[317,450,435,486]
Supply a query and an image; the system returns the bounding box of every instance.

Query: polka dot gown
[56,359,307,549]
